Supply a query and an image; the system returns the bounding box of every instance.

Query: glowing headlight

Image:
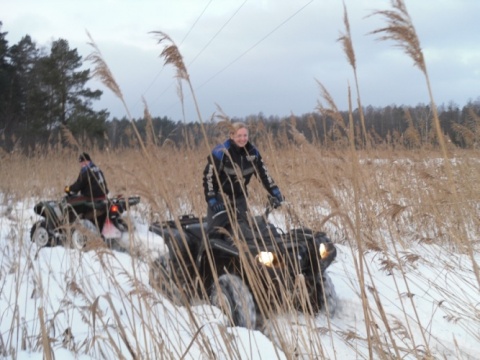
[257,252,276,267]
[319,243,328,259]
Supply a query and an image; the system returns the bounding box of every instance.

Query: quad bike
[30,194,141,250]
[149,198,338,329]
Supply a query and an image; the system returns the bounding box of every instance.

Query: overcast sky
[2,0,479,121]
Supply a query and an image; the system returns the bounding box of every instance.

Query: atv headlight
[319,243,328,259]
[257,251,278,267]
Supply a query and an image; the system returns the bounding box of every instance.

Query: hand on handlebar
[270,188,284,209]
[64,186,76,196]
[268,195,283,209]
[209,198,226,214]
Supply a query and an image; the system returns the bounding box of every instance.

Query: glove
[270,188,283,209]
[208,198,226,214]
[272,187,283,202]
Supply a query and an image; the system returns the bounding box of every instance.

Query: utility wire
[188,0,248,66]
[145,0,314,120]
[131,0,214,115]
[195,0,314,91]
[149,0,248,114]
[180,0,214,46]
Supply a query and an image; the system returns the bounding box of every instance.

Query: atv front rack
[154,214,206,230]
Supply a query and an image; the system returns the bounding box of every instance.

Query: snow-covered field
[1,196,479,359]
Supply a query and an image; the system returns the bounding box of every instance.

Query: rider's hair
[78,152,91,162]
[230,122,248,136]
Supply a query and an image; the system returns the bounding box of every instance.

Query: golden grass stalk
[346,86,378,359]
[142,98,157,147]
[368,0,445,153]
[38,308,52,360]
[150,31,189,82]
[150,30,241,241]
[60,124,80,151]
[85,31,123,100]
[315,80,347,134]
[338,2,369,148]
[85,31,149,159]
[403,108,421,148]
[369,1,425,70]
[150,30,209,155]
[316,68,383,357]
[451,108,480,148]
[370,0,480,290]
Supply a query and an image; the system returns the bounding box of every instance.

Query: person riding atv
[203,122,283,233]
[64,152,109,228]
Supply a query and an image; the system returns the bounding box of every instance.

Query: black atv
[149,199,337,329]
[31,194,140,249]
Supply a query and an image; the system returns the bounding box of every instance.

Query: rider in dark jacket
[65,152,109,225]
[67,152,109,199]
[202,122,283,231]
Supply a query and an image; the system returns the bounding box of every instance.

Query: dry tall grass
[1,144,479,358]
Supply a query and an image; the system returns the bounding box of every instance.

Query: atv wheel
[71,219,100,250]
[30,221,52,247]
[210,274,256,329]
[149,255,184,306]
[315,272,338,317]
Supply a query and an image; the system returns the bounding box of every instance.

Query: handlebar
[265,195,284,218]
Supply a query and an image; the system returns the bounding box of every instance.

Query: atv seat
[90,199,109,210]
[66,196,107,210]
[65,196,108,224]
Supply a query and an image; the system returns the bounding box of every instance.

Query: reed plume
[150,31,188,81]
[370,0,480,317]
[151,31,205,127]
[369,0,425,73]
[338,2,368,148]
[85,31,123,100]
[60,124,80,151]
[85,31,149,158]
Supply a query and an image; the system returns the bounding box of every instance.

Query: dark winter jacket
[203,139,278,203]
[69,162,109,199]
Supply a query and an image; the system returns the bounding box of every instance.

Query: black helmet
[78,152,91,162]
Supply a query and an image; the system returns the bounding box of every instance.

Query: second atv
[31,193,141,250]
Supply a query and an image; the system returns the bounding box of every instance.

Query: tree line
[1,22,479,153]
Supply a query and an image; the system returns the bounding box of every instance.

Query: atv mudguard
[33,200,64,229]
[287,228,337,271]
[150,215,207,264]
[288,228,330,243]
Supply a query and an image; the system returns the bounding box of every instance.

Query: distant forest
[1,22,479,153]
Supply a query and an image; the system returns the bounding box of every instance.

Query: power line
[180,0,214,46]
[149,0,248,116]
[195,0,314,91]
[188,0,248,66]
[131,0,214,116]
[152,0,314,119]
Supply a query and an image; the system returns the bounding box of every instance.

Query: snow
[1,196,479,359]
